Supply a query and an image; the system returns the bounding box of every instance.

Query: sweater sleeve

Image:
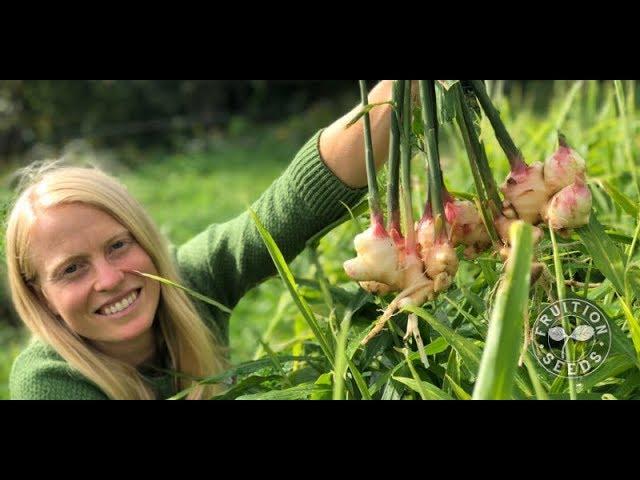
[10,342,108,400]
[176,129,366,317]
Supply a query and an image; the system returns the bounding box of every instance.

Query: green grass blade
[249,209,335,367]
[436,81,457,125]
[599,180,639,218]
[211,375,281,400]
[334,290,372,400]
[477,258,498,286]
[617,295,640,357]
[576,214,626,295]
[549,219,576,400]
[459,285,487,315]
[443,293,487,337]
[578,354,636,392]
[422,336,450,356]
[549,372,566,395]
[472,221,534,400]
[133,271,232,314]
[392,376,454,400]
[404,305,482,372]
[522,352,549,400]
[253,293,290,360]
[168,355,308,399]
[306,198,368,248]
[366,338,451,397]
[626,221,640,270]
[614,371,640,399]
[256,338,292,387]
[402,348,430,400]
[443,349,460,396]
[237,382,331,400]
[444,374,472,400]
[310,373,334,400]
[344,358,371,400]
[625,262,640,303]
[614,80,640,198]
[605,230,635,245]
[345,101,394,128]
[608,318,640,368]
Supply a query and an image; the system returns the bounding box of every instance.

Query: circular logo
[531,298,611,378]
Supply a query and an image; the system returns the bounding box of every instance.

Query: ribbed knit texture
[10,130,366,400]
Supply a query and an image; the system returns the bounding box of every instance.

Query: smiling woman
[30,204,161,365]
[4,80,397,400]
[7,166,228,399]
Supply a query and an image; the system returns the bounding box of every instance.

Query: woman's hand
[319,80,401,189]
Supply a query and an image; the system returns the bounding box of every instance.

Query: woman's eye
[63,264,78,276]
[112,240,125,250]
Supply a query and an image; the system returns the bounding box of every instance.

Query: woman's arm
[176,81,400,332]
[319,80,394,188]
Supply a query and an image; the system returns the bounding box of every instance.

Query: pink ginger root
[543,174,592,230]
[543,139,586,195]
[445,199,491,258]
[343,225,404,290]
[501,161,549,224]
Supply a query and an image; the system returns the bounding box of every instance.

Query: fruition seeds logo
[531,298,611,378]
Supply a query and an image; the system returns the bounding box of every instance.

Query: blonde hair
[5,161,229,399]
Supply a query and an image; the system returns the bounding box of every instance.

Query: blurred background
[0,80,367,161]
[0,80,577,399]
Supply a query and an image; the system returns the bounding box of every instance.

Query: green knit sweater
[10,130,366,400]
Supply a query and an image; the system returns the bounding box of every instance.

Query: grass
[2,80,640,400]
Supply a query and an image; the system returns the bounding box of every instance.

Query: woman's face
[29,203,161,357]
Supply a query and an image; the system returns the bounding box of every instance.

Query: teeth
[100,290,138,315]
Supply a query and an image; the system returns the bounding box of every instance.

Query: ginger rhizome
[344,80,593,348]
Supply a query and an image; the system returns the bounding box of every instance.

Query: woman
[6,80,395,400]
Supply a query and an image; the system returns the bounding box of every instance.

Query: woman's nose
[93,259,125,292]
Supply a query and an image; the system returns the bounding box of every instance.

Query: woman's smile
[95,287,143,318]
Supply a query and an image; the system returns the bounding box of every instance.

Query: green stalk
[419,80,445,228]
[404,348,429,400]
[627,80,636,117]
[455,98,488,204]
[549,223,577,400]
[472,221,533,400]
[311,234,370,400]
[359,80,383,225]
[401,80,416,250]
[522,351,549,400]
[587,80,598,121]
[333,295,372,400]
[387,80,404,233]
[455,83,502,211]
[582,259,593,300]
[627,219,640,272]
[478,151,502,218]
[613,80,640,199]
[453,85,501,246]
[253,293,289,360]
[468,80,526,170]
